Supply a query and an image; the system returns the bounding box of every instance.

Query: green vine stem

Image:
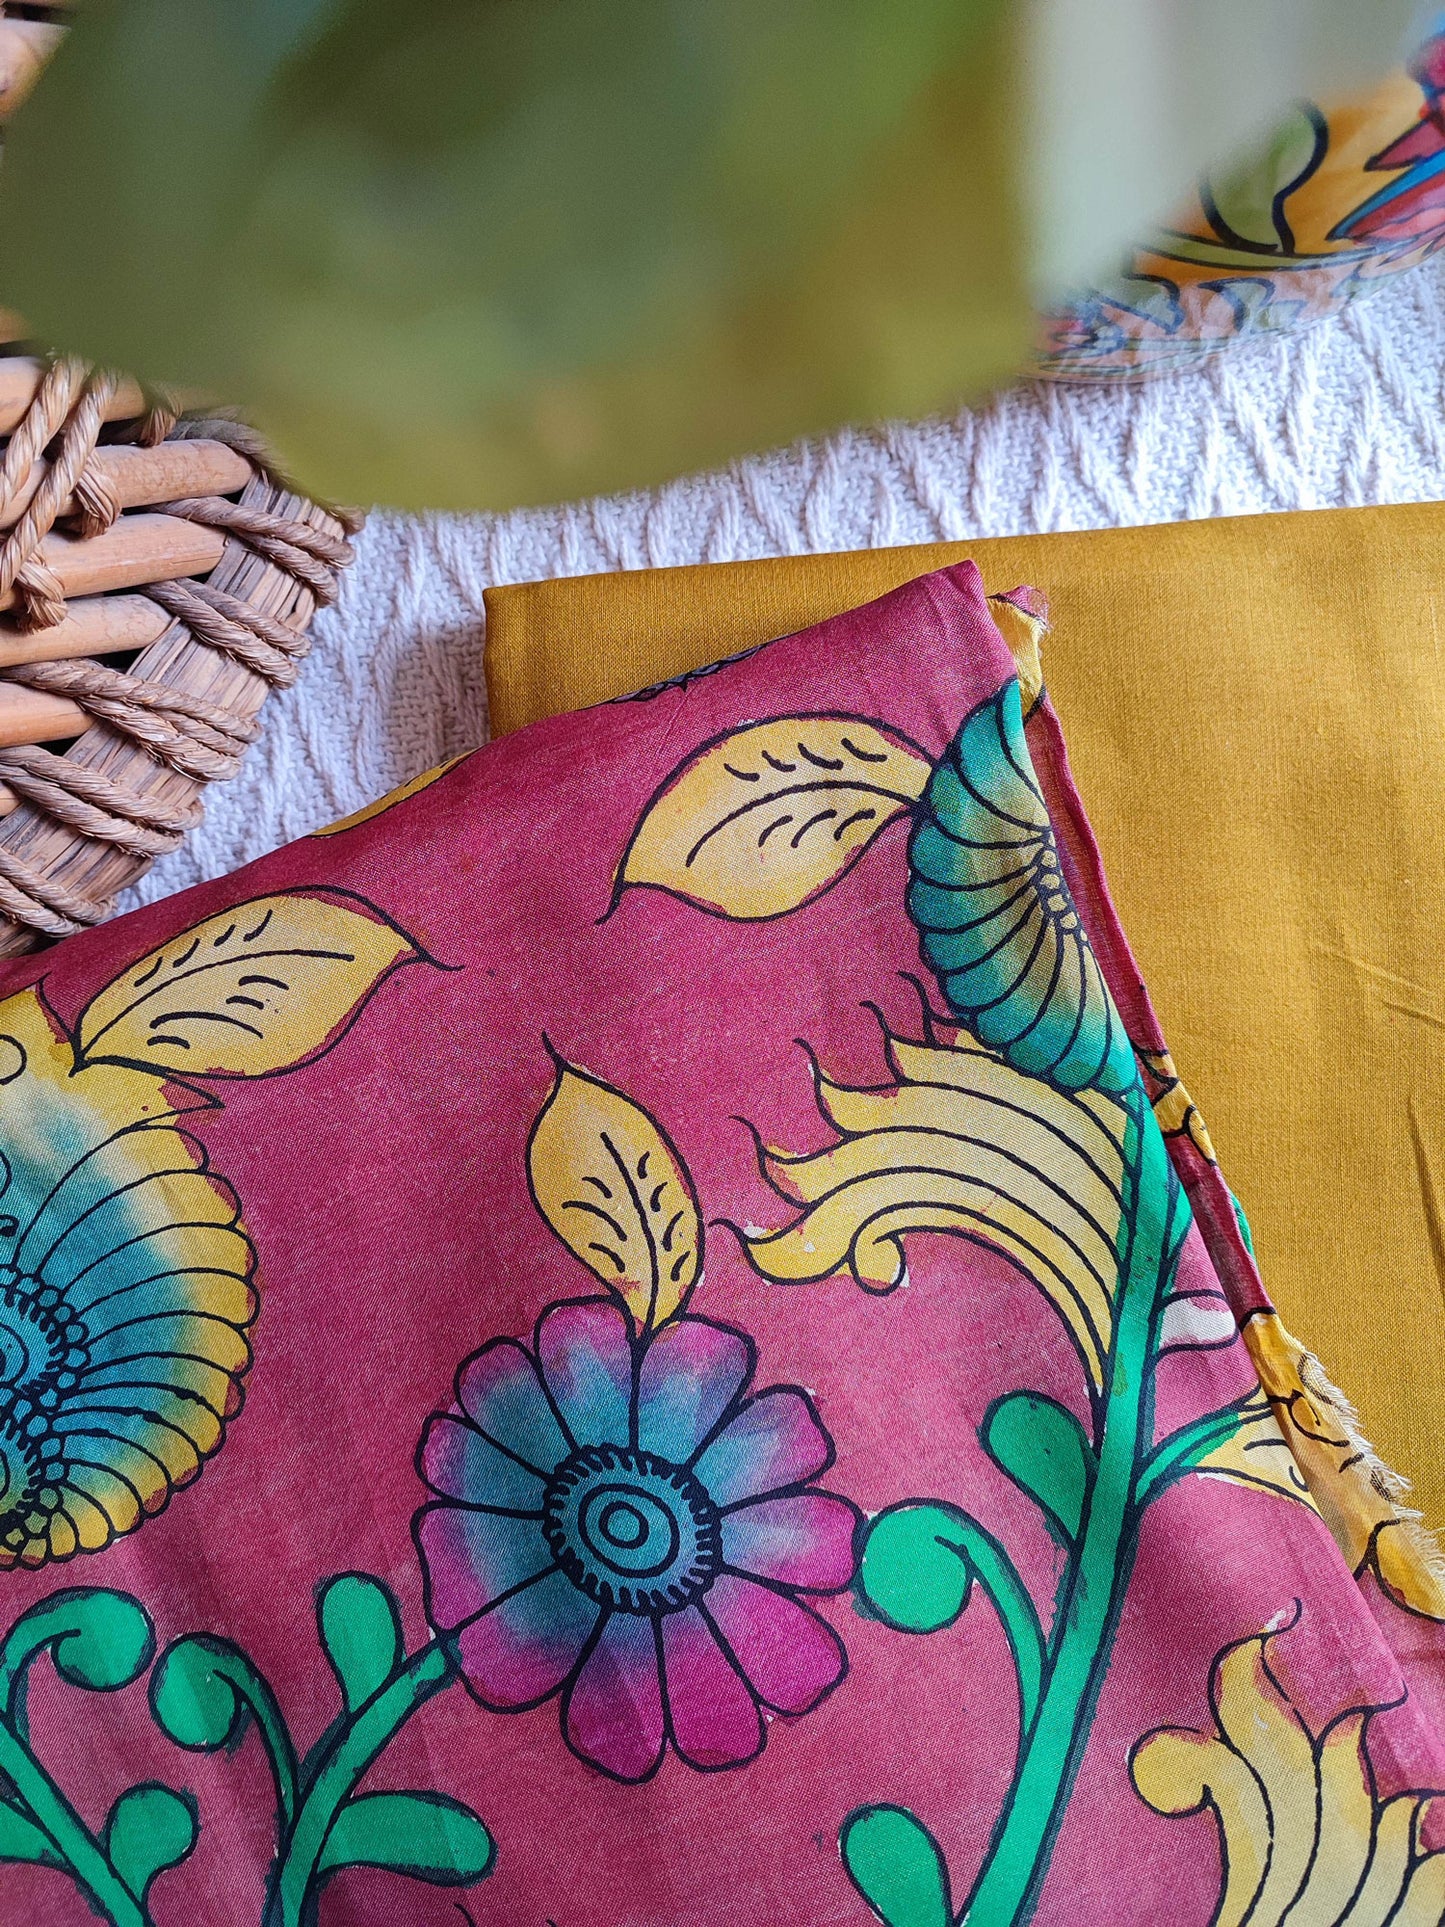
[940,1517,1045,1735]
[1134,1396,1251,1511]
[151,1634,299,1834]
[860,1503,1046,1736]
[963,1086,1189,1924]
[0,1716,145,1927]
[265,1638,455,1927]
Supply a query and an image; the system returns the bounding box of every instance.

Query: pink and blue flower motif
[414,1296,860,1782]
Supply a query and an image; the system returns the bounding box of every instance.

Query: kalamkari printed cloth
[0,561,1442,1927]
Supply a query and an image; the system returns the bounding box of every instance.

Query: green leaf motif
[0,1589,154,1733]
[317,1790,494,1887]
[857,1501,1045,1730]
[907,681,1137,1096]
[983,1392,1096,1543]
[858,1504,972,1634]
[1136,1396,1254,1509]
[0,1798,60,1867]
[149,1637,249,1751]
[104,1783,198,1903]
[318,1574,404,1714]
[841,1805,953,1927]
[150,1633,299,1828]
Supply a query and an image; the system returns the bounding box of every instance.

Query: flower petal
[419,1413,549,1509]
[636,1317,752,1464]
[455,1565,601,1710]
[536,1298,634,1451]
[660,1603,763,1769]
[693,1387,833,1504]
[721,1492,860,1592]
[416,1501,552,1631]
[455,1337,570,1474]
[706,1571,846,1714]
[563,1609,665,1782]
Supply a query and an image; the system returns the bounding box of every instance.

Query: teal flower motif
[906,679,1136,1095]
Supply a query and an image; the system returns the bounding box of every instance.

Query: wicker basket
[0,7,357,954]
[0,354,357,955]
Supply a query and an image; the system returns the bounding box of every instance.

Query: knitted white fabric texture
[121,256,1445,913]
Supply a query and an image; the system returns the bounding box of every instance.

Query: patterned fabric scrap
[0,562,1441,1926]
[1041,19,1445,378]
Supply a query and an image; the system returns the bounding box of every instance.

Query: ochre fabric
[484,502,1445,1528]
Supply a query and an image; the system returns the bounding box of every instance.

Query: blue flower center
[0,1407,61,1554]
[0,1267,80,1557]
[0,1267,87,1414]
[543,1442,721,1615]
[1031,836,1079,932]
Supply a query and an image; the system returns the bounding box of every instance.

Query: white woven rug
[121,254,1445,914]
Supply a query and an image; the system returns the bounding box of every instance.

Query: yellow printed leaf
[742,1022,1126,1388]
[1196,1393,1316,1507]
[75,890,424,1079]
[528,1055,701,1332]
[1133,1621,1445,1927]
[614,717,932,921]
[1206,1313,1445,1623]
[313,755,469,836]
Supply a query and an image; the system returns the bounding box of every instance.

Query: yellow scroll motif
[740,1023,1126,1390]
[1133,1620,1445,1927]
[1196,1312,1445,1621]
[1238,1312,1445,1622]
[984,591,1046,709]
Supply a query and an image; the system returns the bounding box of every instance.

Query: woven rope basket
[0,7,357,955]
[0,353,357,955]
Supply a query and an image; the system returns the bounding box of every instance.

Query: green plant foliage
[104,1784,198,1903]
[841,1805,954,1927]
[0,1799,60,1867]
[858,1503,974,1635]
[0,1588,154,1731]
[0,0,1021,509]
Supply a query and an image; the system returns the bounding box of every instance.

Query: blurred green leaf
[1025,0,1417,292]
[0,1,1413,509]
[0,0,1021,509]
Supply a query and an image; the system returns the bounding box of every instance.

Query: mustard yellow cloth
[484,504,1445,1528]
